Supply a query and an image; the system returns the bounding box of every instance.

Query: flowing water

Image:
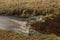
[0,13,54,35]
[0,15,44,35]
[0,16,30,34]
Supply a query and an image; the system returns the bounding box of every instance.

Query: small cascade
[9,13,59,34]
[9,19,31,34]
[0,12,59,35]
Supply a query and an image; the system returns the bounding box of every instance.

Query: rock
[30,18,60,36]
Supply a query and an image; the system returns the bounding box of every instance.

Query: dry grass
[0,30,60,40]
[0,0,60,16]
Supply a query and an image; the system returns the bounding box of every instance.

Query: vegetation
[0,0,60,17]
[0,30,60,40]
[0,0,60,40]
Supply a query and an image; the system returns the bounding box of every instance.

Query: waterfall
[0,12,59,35]
[9,19,31,34]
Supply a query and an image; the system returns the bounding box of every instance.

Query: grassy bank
[0,30,60,40]
[0,0,60,17]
